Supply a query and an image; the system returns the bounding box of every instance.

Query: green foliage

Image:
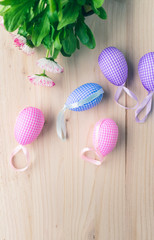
[0,0,107,59]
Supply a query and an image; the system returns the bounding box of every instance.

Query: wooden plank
[0,0,153,239]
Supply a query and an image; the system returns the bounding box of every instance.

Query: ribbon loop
[81,147,104,166]
[135,91,153,123]
[115,85,139,109]
[57,88,104,140]
[10,145,30,172]
[56,105,67,140]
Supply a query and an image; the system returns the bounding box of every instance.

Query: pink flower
[28,75,55,88]
[21,44,35,55]
[13,34,26,48]
[12,34,35,55]
[37,58,64,73]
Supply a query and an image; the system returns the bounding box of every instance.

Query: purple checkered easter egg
[138,52,154,92]
[14,107,45,145]
[98,47,128,86]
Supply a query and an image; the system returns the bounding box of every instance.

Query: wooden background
[0,0,154,239]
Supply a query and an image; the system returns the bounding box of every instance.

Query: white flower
[21,44,35,55]
[13,34,26,48]
[37,58,64,73]
[28,75,55,88]
[12,34,35,55]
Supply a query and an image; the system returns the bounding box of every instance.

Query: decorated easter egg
[98,47,128,86]
[65,83,103,111]
[93,119,118,157]
[57,83,104,140]
[138,52,154,92]
[81,118,118,165]
[14,107,45,145]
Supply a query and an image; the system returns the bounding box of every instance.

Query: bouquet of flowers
[0,0,107,87]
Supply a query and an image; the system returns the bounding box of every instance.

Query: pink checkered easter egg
[15,107,45,145]
[135,52,154,123]
[98,47,138,109]
[10,107,45,172]
[81,119,118,165]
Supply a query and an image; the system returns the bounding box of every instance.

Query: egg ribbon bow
[10,145,30,172]
[114,84,139,109]
[81,122,104,166]
[135,91,153,123]
[56,88,104,140]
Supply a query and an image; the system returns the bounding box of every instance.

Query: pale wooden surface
[0,0,154,239]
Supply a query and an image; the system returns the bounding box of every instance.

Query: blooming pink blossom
[37,58,64,73]
[12,34,35,55]
[13,34,26,48]
[28,75,55,87]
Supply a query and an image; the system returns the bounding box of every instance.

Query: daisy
[37,58,64,73]
[13,34,26,48]
[21,44,35,55]
[28,74,55,88]
[12,34,35,55]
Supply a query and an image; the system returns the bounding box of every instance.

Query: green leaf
[52,48,60,59]
[48,0,56,13]
[61,47,71,57]
[75,21,89,44]
[3,1,34,32]
[57,3,80,30]
[92,0,104,8]
[18,26,28,38]
[84,25,96,49]
[77,0,86,5]
[96,7,107,19]
[32,13,50,47]
[62,28,77,55]
[0,5,9,15]
[92,5,107,19]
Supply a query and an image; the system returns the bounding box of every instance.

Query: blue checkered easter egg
[65,83,103,111]
[138,52,154,92]
[98,47,128,86]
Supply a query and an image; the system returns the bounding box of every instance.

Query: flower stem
[46,49,50,58]
[43,49,50,75]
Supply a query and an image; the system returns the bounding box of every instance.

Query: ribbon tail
[10,145,30,172]
[135,91,153,123]
[56,106,67,140]
[115,85,139,109]
[81,147,104,166]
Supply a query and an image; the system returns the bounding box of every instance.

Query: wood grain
[0,0,153,239]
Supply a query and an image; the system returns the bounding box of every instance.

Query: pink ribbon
[115,85,139,109]
[135,91,153,123]
[10,145,30,172]
[81,147,104,166]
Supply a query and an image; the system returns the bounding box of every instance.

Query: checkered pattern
[14,107,45,145]
[98,47,128,86]
[138,52,154,92]
[93,119,118,157]
[66,83,103,111]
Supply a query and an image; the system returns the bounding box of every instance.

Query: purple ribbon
[115,85,139,109]
[135,91,153,123]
